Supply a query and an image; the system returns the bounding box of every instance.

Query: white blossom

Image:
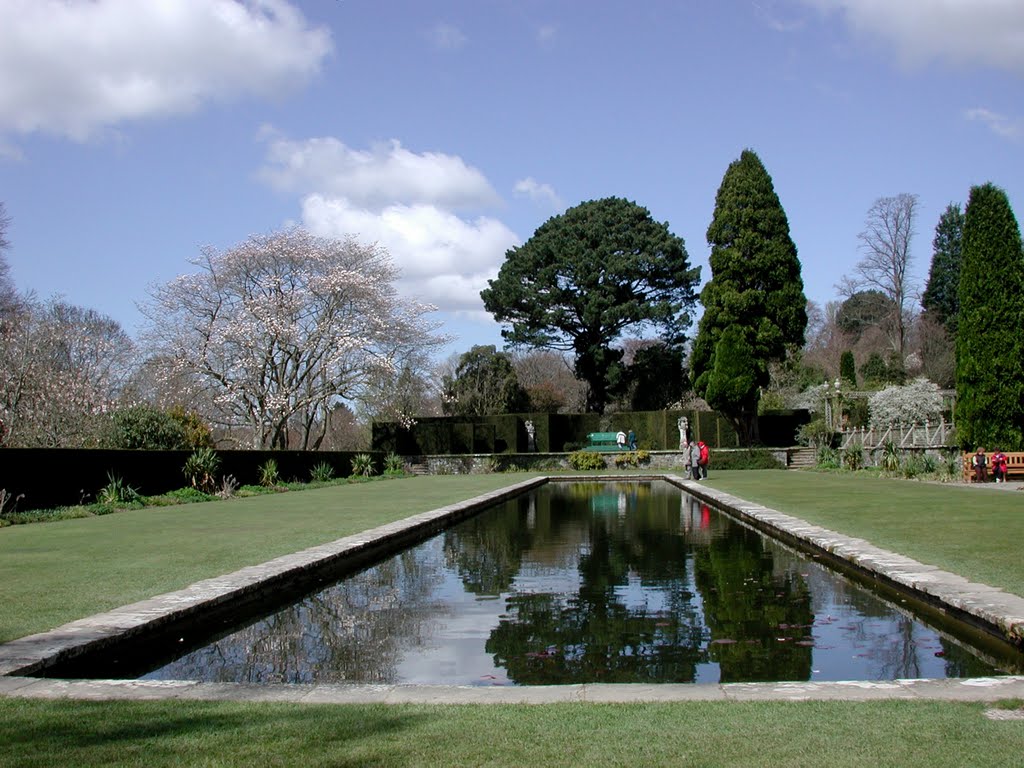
[868,377,943,427]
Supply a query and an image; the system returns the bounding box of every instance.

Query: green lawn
[4,469,1024,767]
[2,698,1022,767]
[0,474,540,643]
[703,470,1024,598]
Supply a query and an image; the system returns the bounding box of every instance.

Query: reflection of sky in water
[141,482,1014,686]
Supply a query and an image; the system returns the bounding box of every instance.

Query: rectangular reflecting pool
[56,481,1024,686]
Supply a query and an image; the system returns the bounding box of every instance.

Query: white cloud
[514,177,564,212]
[425,22,467,51]
[965,107,1023,139]
[259,133,500,210]
[797,0,1024,76]
[301,195,518,312]
[0,0,331,140]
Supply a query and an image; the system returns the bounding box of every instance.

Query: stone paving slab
[2,473,1024,706]
[3,676,1024,704]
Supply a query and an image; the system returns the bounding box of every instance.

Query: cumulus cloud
[514,177,564,212]
[0,0,331,140]
[797,0,1024,76]
[259,133,501,210]
[302,195,517,311]
[259,132,518,312]
[965,107,1023,139]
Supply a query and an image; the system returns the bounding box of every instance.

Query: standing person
[627,429,637,450]
[972,447,989,483]
[991,448,1008,483]
[616,430,627,449]
[689,441,702,480]
[697,440,709,479]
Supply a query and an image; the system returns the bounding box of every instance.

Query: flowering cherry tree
[0,297,136,447]
[868,377,943,428]
[142,229,447,449]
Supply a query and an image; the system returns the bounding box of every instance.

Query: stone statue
[678,416,689,450]
[525,420,536,452]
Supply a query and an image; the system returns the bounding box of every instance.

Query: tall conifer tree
[691,149,807,444]
[922,202,965,335]
[955,183,1024,450]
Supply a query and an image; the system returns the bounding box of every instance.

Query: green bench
[586,432,624,452]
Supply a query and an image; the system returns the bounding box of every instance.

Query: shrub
[842,445,864,471]
[796,418,835,450]
[869,378,944,427]
[217,474,238,499]
[568,450,605,471]
[901,452,926,479]
[711,450,784,470]
[163,487,214,503]
[97,472,141,506]
[351,453,376,477]
[310,461,335,482]
[614,450,651,468]
[383,452,405,475]
[105,405,188,449]
[258,459,280,487]
[183,448,220,494]
[879,440,900,473]
[816,445,840,469]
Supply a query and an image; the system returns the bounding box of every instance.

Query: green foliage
[839,350,856,388]
[613,449,650,468]
[258,459,280,487]
[310,461,335,482]
[701,326,759,443]
[842,445,864,471]
[955,183,1024,450]
[97,472,141,506]
[183,448,220,494]
[691,150,807,443]
[796,418,834,449]
[442,345,529,416]
[922,202,965,335]
[167,406,214,448]
[626,343,687,411]
[351,453,376,477]
[835,290,894,342]
[383,452,405,475]
[859,352,905,388]
[481,197,699,413]
[162,487,214,503]
[815,445,841,469]
[879,440,900,473]
[568,450,606,470]
[705,450,783,469]
[104,405,187,449]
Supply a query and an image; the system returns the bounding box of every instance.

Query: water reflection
[142,482,1013,686]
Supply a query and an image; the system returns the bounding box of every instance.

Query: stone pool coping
[2,473,1023,705]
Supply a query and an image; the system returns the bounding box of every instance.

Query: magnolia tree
[142,229,447,449]
[868,378,943,428]
[0,297,136,447]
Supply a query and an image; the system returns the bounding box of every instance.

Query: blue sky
[1,0,1022,357]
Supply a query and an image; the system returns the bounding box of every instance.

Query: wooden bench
[961,451,1024,483]
[586,432,624,452]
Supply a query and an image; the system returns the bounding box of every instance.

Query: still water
[141,481,1017,686]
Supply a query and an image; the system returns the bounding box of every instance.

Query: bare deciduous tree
[850,193,919,359]
[142,229,447,449]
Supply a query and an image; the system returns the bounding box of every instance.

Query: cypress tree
[839,350,856,388]
[691,149,807,443]
[922,203,965,335]
[955,183,1024,450]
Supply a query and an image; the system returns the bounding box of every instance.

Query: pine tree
[922,203,965,335]
[691,149,807,443]
[955,183,1024,450]
[839,350,856,388]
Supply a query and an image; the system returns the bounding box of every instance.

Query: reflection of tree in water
[149,547,447,684]
[692,522,814,683]
[482,483,707,684]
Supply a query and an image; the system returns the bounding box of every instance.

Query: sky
[1,0,1022,359]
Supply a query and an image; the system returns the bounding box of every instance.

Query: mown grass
[1,698,1022,768]
[0,473,541,643]
[703,470,1024,598]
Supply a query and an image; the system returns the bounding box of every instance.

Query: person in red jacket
[697,441,709,479]
[991,448,1008,483]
